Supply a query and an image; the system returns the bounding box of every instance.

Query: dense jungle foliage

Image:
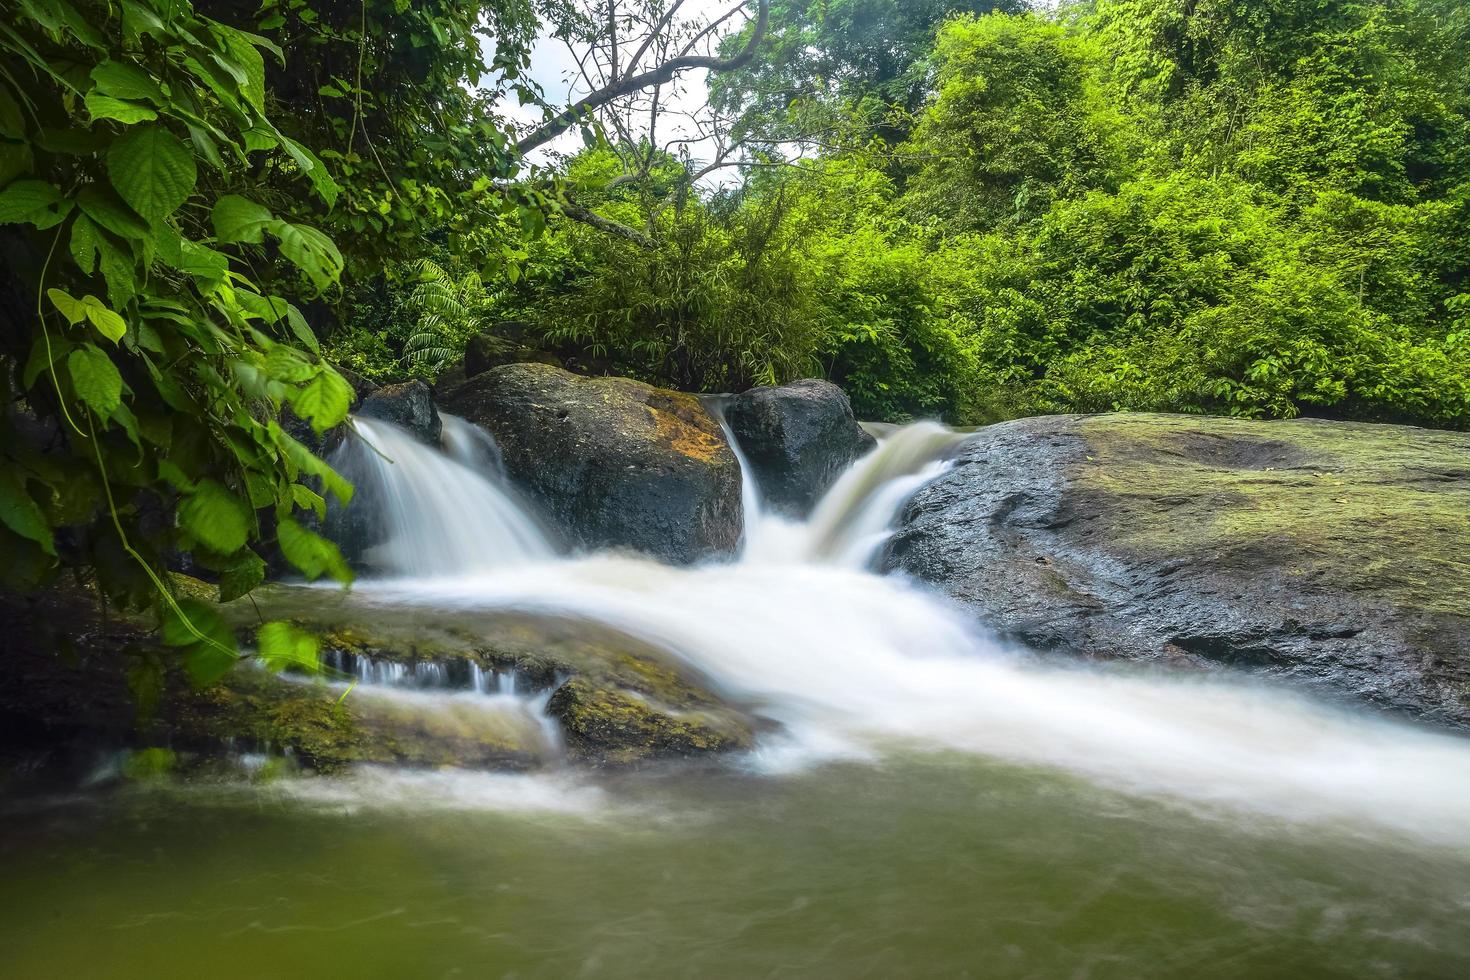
[334,0,1470,426]
[1,0,1468,682]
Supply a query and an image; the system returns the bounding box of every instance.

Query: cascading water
[339,414,1470,847]
[329,414,552,577]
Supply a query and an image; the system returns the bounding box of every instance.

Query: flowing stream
[3,414,1469,977]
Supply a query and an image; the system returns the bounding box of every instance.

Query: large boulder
[885,413,1470,728]
[357,379,441,445]
[444,363,742,563]
[723,379,876,516]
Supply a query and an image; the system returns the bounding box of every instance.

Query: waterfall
[739,420,967,567]
[340,413,1470,847]
[329,415,552,578]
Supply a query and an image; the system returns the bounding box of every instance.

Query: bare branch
[516,0,769,158]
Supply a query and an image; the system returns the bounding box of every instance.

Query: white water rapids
[333,415,1470,847]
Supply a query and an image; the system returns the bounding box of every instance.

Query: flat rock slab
[885,413,1470,728]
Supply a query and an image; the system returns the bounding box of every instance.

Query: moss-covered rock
[885,413,1470,727]
[233,583,757,767]
[443,363,742,563]
[547,677,753,766]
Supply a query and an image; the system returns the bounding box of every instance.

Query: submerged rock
[723,379,876,516]
[357,379,441,446]
[885,413,1470,728]
[445,363,742,564]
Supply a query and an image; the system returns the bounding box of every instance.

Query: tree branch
[515,0,769,158]
[560,199,656,248]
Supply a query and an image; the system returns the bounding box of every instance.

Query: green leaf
[264,344,314,382]
[76,184,151,239]
[85,91,158,125]
[268,219,342,290]
[0,470,56,556]
[211,194,272,244]
[277,517,352,583]
[67,345,123,415]
[0,180,73,229]
[162,597,221,647]
[178,478,250,555]
[211,25,267,111]
[161,598,238,686]
[219,549,266,601]
[90,59,166,104]
[284,303,319,352]
[106,124,196,223]
[269,421,353,504]
[256,621,319,673]
[47,288,86,324]
[69,214,103,273]
[289,368,352,432]
[290,483,326,521]
[81,295,127,343]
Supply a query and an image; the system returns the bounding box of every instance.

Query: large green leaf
[76,184,151,239]
[106,124,196,223]
[178,478,251,555]
[0,180,73,229]
[85,91,158,125]
[90,59,166,104]
[289,368,353,432]
[81,294,127,343]
[69,213,103,273]
[276,517,352,583]
[161,598,239,686]
[219,549,266,601]
[211,25,266,111]
[256,621,319,673]
[67,345,123,415]
[268,219,342,290]
[0,470,55,556]
[211,194,272,244]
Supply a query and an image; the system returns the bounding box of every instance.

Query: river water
[2,415,1468,977]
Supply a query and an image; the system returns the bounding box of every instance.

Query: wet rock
[357,379,441,446]
[0,582,753,774]
[444,363,742,563]
[548,677,753,766]
[885,413,1470,728]
[724,379,876,516]
[464,324,563,378]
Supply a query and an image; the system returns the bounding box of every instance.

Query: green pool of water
[2,754,1467,979]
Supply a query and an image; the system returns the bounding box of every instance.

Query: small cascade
[328,416,553,578]
[440,413,507,479]
[320,650,540,697]
[798,421,968,567]
[725,418,968,568]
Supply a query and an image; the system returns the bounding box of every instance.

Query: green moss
[120,747,177,780]
[548,677,753,766]
[1077,414,1470,615]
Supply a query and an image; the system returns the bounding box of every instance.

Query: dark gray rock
[357,379,441,446]
[444,363,742,564]
[464,324,562,379]
[723,379,876,516]
[884,413,1470,729]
